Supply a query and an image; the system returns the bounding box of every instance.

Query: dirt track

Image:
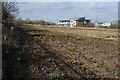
[18,25,119,79]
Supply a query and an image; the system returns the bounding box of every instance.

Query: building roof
[85,18,91,21]
[70,17,85,20]
[57,17,91,21]
[58,19,70,21]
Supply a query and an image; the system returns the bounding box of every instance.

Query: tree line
[15,18,55,25]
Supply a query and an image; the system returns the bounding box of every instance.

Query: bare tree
[39,20,45,25]
[2,1,19,27]
[25,18,31,24]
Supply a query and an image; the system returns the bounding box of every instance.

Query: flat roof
[57,17,91,21]
[57,19,70,21]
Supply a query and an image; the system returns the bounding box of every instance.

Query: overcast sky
[18,2,118,23]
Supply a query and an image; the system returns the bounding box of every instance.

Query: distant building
[112,21,119,25]
[56,17,91,27]
[94,22,112,28]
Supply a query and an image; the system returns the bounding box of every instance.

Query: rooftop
[57,17,91,21]
[58,19,70,21]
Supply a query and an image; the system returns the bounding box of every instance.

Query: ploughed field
[17,25,119,79]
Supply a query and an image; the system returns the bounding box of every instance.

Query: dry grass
[32,25,118,41]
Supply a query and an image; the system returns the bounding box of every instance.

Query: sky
[17,2,118,23]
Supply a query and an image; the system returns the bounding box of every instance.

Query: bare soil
[3,25,119,79]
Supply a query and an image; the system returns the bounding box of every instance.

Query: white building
[56,17,91,27]
[94,22,112,28]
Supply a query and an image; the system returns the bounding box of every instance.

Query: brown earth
[2,25,119,79]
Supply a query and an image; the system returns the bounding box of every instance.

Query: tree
[25,18,31,24]
[2,1,19,27]
[45,22,50,25]
[39,20,45,25]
